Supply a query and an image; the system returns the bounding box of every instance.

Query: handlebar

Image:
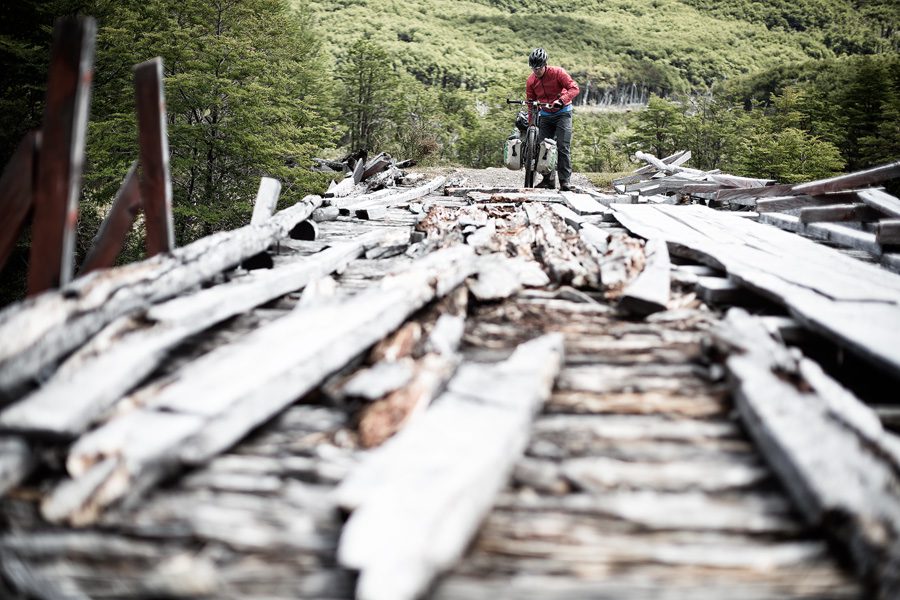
[506,99,554,109]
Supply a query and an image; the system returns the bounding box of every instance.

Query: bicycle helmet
[529,48,548,68]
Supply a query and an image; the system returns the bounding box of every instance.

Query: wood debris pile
[314,151,420,200]
[1,166,899,599]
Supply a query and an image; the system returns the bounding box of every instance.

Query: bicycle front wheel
[523,128,537,188]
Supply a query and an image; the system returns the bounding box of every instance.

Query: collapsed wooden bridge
[2,150,900,599]
[2,15,900,600]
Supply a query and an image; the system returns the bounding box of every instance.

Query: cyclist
[526,47,580,191]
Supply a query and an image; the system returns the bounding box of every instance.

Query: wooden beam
[619,238,670,316]
[337,333,565,600]
[249,177,281,225]
[798,203,880,224]
[134,57,174,256]
[858,188,900,218]
[716,184,793,204]
[716,309,900,598]
[0,231,388,437]
[757,194,846,213]
[708,174,774,189]
[634,151,675,174]
[27,17,96,295]
[876,220,900,246]
[79,161,142,275]
[40,246,478,526]
[0,131,39,272]
[0,194,324,397]
[561,191,607,215]
[792,161,900,196]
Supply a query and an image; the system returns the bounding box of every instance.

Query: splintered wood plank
[859,188,900,218]
[548,203,583,229]
[717,309,900,598]
[0,194,323,398]
[792,161,900,196]
[619,238,670,316]
[41,245,477,526]
[249,177,281,225]
[0,231,387,437]
[715,184,794,204]
[336,333,564,600]
[561,191,607,215]
[612,203,900,377]
[134,57,174,256]
[79,161,142,274]
[0,132,38,272]
[27,17,96,294]
[876,220,900,245]
[798,203,880,223]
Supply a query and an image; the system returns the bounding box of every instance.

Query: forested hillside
[303,0,897,100]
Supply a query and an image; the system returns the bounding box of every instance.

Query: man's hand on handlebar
[550,99,564,110]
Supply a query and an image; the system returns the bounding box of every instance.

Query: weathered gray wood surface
[0,231,389,437]
[612,203,900,376]
[619,238,670,316]
[0,194,324,398]
[716,309,900,598]
[337,334,565,600]
[249,177,281,225]
[41,245,478,525]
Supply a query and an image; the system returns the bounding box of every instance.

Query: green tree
[627,95,683,158]
[336,38,397,152]
[85,0,336,246]
[737,126,845,183]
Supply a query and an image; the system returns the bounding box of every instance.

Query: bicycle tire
[523,127,537,188]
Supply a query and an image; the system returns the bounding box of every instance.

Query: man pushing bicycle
[526,48,580,191]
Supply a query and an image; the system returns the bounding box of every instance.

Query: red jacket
[526,66,580,113]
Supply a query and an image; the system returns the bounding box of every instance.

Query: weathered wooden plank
[0,132,38,272]
[859,188,900,218]
[548,203,584,229]
[612,203,900,376]
[0,232,386,437]
[716,183,794,204]
[709,174,774,189]
[27,17,95,294]
[337,333,564,600]
[756,195,820,213]
[619,238,670,316]
[876,219,900,245]
[696,276,746,305]
[798,203,880,224]
[467,254,549,301]
[716,309,900,598]
[561,191,607,215]
[249,177,281,225]
[793,161,900,196]
[79,160,142,274]
[41,246,478,526]
[355,206,387,220]
[0,194,324,399]
[134,57,174,256]
[634,151,677,174]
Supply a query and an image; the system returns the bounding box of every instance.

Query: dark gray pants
[538,110,573,185]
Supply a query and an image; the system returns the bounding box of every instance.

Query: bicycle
[506,99,554,188]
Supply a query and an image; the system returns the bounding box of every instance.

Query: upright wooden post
[134,57,174,256]
[79,161,142,274]
[27,17,95,295]
[0,132,39,272]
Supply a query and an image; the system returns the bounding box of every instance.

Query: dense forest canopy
[0,0,898,305]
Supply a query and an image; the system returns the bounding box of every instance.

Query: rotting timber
[4,166,900,599]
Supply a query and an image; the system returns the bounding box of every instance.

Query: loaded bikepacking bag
[504,134,522,170]
[536,137,557,175]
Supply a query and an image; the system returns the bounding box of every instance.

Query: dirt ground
[415,166,597,190]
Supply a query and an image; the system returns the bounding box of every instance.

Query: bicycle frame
[507,99,552,188]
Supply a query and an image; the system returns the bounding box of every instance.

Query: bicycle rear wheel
[523,128,537,188]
